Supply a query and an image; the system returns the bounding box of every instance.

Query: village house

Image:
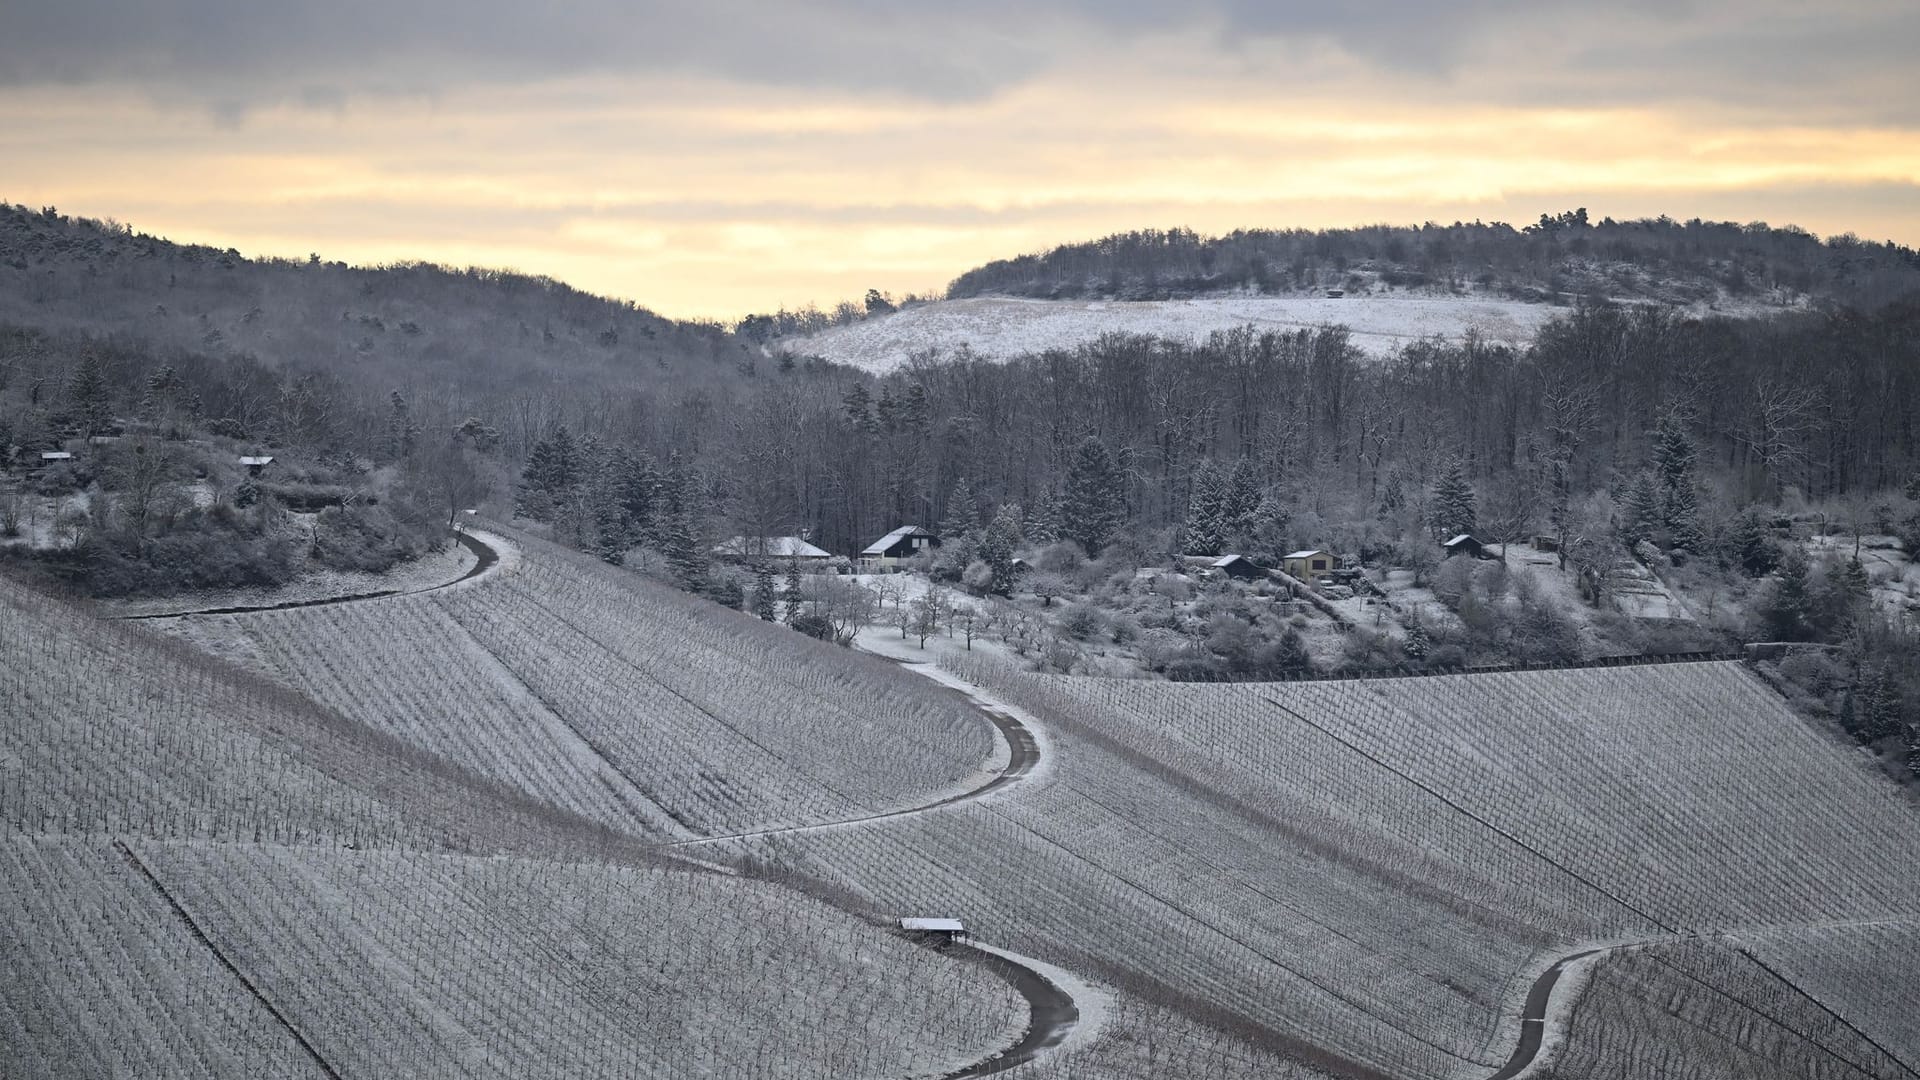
[860,525,938,570]
[1282,549,1337,581]
[712,536,835,564]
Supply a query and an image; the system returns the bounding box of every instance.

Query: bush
[12,504,301,597]
[310,503,442,573]
[1060,602,1107,641]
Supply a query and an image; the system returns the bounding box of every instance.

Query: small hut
[1282,549,1337,581]
[899,917,967,945]
[239,455,274,477]
[1442,534,1488,559]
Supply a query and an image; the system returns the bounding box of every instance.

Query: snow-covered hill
[783,293,1787,373]
[782,294,1554,372]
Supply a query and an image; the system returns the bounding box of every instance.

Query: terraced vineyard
[7,524,1920,1079]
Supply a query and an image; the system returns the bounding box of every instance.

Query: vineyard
[8,522,1920,1079]
[0,553,1030,1079]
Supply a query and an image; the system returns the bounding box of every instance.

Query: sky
[3,1,1918,320]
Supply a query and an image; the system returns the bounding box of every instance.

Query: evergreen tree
[516,437,560,521]
[752,563,777,620]
[1429,457,1477,540]
[1023,492,1060,544]
[842,384,877,436]
[1757,547,1814,641]
[980,504,1022,596]
[1225,458,1263,536]
[386,391,420,459]
[782,559,804,623]
[68,350,113,438]
[1650,413,1704,550]
[941,478,980,547]
[1618,470,1663,551]
[1855,664,1903,742]
[1183,460,1231,555]
[1728,507,1779,577]
[1062,436,1125,555]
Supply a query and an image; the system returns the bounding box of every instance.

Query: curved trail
[666,666,1038,849]
[1486,946,1606,1080]
[115,530,499,619]
[940,944,1080,1078]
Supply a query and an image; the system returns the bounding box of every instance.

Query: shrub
[310,504,442,573]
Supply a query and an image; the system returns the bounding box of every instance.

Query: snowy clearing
[793,295,1560,371]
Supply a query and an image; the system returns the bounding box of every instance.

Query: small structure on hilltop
[712,536,834,563]
[861,525,938,570]
[899,917,967,945]
[1442,534,1489,559]
[238,455,274,476]
[1282,549,1337,581]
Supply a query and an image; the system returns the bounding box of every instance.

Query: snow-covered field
[786,294,1566,371]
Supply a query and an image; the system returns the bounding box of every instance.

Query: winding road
[1486,946,1606,1080]
[114,528,499,620]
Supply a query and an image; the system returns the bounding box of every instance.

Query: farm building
[861,525,939,569]
[712,536,834,563]
[238,455,275,476]
[1210,554,1266,581]
[899,917,967,944]
[1442,534,1489,559]
[1282,549,1337,580]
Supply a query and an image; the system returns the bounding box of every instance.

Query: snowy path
[666,655,1039,849]
[115,529,506,620]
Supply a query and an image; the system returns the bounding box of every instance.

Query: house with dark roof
[860,525,938,569]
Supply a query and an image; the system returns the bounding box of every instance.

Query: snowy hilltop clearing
[779,293,1772,373]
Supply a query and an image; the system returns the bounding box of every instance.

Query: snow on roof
[1443,534,1478,546]
[1212,554,1249,567]
[39,451,73,460]
[713,536,833,559]
[861,524,930,555]
[238,455,274,466]
[899,917,965,933]
[1283,549,1326,560]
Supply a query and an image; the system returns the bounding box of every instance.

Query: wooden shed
[239,455,274,476]
[1282,549,1337,581]
[1442,534,1489,559]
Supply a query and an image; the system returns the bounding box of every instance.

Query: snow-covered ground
[786,294,1564,371]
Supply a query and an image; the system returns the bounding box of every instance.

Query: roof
[1443,534,1480,547]
[1212,554,1251,567]
[713,536,833,559]
[238,455,274,466]
[1283,549,1327,560]
[861,524,932,555]
[39,451,73,460]
[899,917,965,933]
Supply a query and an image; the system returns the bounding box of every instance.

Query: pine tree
[516,438,560,521]
[1062,436,1125,555]
[1429,457,1477,540]
[1024,492,1060,544]
[1651,412,1704,551]
[1225,458,1262,537]
[980,504,1022,596]
[1619,470,1663,551]
[941,478,980,546]
[752,563,777,620]
[842,384,877,436]
[1729,507,1780,577]
[1758,547,1813,641]
[782,559,804,623]
[386,391,421,459]
[1856,665,1902,742]
[1183,460,1231,555]
[68,350,113,438]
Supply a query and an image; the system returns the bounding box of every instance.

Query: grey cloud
[1,0,1914,122]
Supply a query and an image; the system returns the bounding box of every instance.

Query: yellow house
[1282,549,1337,581]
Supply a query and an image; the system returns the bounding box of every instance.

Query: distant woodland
[4,203,1920,760]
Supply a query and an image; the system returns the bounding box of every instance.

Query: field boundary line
[1261,696,1674,933]
[113,840,344,1080]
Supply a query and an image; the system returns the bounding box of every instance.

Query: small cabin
[238,455,274,477]
[1211,554,1266,581]
[712,536,834,563]
[861,525,939,570]
[1282,549,1337,581]
[899,917,967,944]
[39,451,74,464]
[1530,535,1561,553]
[1325,288,1345,299]
[1442,534,1489,559]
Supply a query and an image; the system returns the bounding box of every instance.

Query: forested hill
[945,213,1920,309]
[0,202,772,452]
